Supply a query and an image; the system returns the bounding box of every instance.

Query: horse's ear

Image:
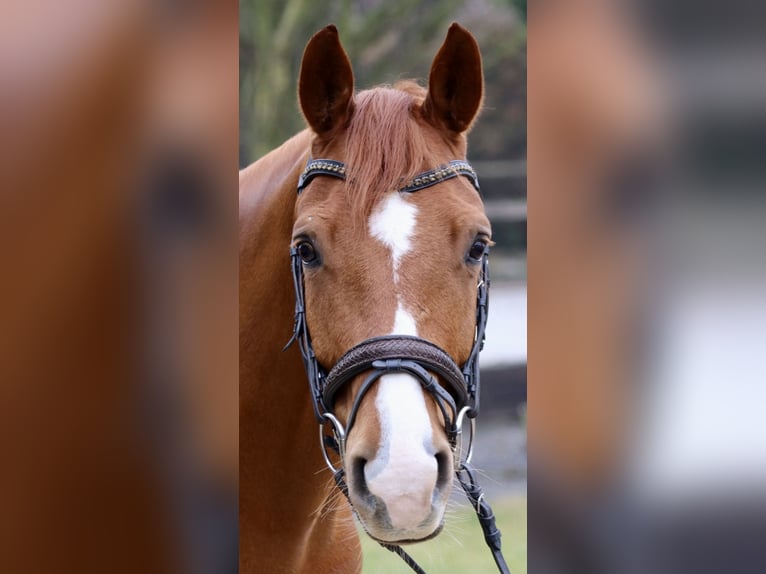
[299,25,354,135]
[423,23,484,134]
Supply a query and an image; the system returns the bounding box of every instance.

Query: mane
[343,81,430,221]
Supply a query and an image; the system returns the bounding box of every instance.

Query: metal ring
[318,412,347,473]
[455,404,471,430]
[454,406,477,470]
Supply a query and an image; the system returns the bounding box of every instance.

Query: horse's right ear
[298,25,354,135]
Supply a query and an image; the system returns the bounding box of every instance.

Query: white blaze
[392,302,418,336]
[366,192,437,530]
[369,192,417,282]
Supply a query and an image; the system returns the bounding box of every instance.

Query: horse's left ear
[423,23,484,134]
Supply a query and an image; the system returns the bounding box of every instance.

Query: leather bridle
[286,157,511,574]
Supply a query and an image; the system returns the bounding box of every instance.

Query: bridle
[286,157,511,574]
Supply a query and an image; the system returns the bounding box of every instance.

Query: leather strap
[457,463,511,574]
[323,335,468,408]
[297,159,347,194]
[399,160,480,193]
[296,158,480,195]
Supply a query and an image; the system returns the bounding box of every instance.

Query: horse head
[292,23,488,544]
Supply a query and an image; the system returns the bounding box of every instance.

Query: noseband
[286,158,510,574]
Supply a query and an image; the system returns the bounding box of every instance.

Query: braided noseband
[286,157,510,574]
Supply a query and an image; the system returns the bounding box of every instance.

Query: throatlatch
[286,157,511,574]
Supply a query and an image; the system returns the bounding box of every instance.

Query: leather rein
[286,157,511,574]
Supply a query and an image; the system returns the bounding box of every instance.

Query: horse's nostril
[435,450,452,492]
[350,456,371,498]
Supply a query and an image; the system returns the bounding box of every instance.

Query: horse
[240,23,501,573]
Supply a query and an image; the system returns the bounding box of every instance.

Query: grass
[360,495,526,574]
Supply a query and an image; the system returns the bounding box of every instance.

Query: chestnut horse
[241,24,499,573]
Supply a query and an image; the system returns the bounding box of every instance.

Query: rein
[286,158,511,574]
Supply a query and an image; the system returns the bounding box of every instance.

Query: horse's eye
[297,240,318,264]
[467,239,488,262]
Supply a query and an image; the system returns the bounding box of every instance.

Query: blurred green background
[360,496,526,573]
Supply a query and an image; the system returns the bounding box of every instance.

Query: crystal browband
[297,158,480,195]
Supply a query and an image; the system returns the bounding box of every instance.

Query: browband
[296,158,480,195]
